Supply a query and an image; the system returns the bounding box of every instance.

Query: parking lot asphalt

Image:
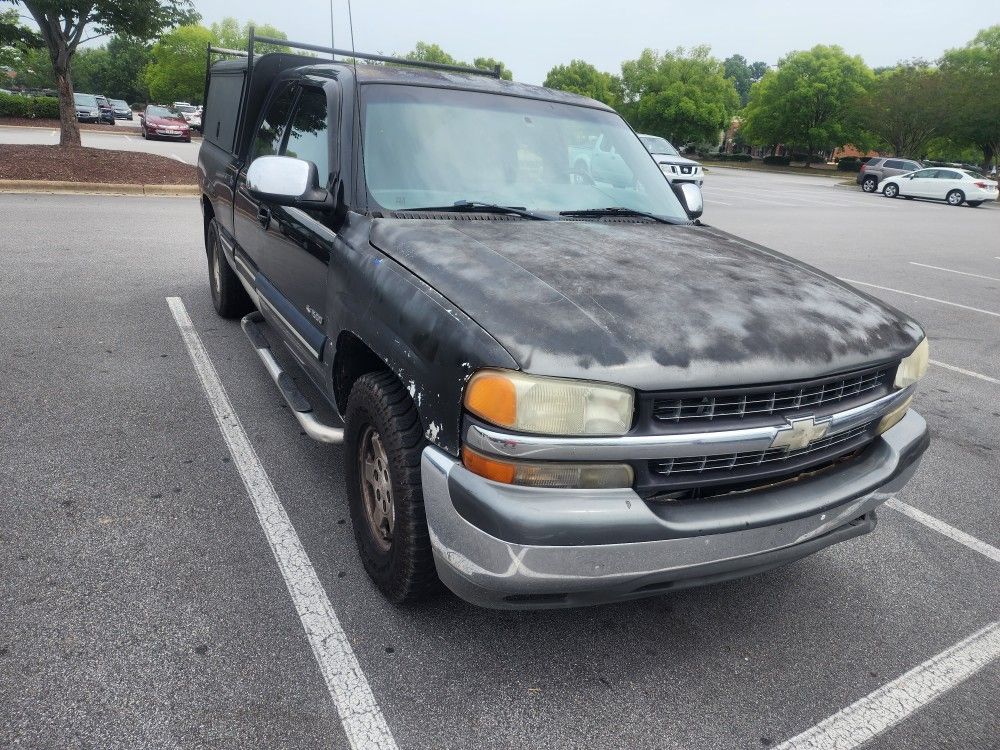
[1,170,997,750]
[0,123,200,165]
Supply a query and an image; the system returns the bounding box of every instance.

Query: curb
[0,179,199,196]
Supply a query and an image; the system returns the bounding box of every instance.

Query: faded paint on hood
[369,219,924,390]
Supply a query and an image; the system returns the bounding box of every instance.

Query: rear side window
[283,88,330,184]
[251,85,297,162]
[883,159,906,169]
[904,161,921,171]
[936,170,962,179]
[204,70,245,153]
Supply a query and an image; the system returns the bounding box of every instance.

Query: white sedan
[881,167,998,207]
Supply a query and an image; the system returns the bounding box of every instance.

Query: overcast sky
[191,0,998,85]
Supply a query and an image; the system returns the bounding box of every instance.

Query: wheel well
[202,197,215,254]
[331,332,393,413]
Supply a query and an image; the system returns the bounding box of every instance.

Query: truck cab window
[283,88,330,185]
[251,85,296,161]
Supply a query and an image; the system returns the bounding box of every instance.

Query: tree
[543,59,619,107]
[401,42,513,78]
[723,53,768,106]
[1,6,41,69]
[100,36,151,102]
[209,17,288,55]
[143,23,212,104]
[740,45,874,161]
[5,0,196,146]
[858,63,947,157]
[940,26,1000,169]
[618,46,740,146]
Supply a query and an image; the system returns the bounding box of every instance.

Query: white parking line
[930,359,1000,385]
[887,499,1000,564]
[166,297,398,750]
[909,262,1000,283]
[840,279,1000,318]
[773,621,1000,750]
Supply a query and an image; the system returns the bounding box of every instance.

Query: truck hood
[369,219,923,390]
[651,154,701,167]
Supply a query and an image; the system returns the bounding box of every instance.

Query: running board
[241,311,345,444]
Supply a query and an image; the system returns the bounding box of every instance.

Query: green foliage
[7,44,54,88]
[741,45,874,157]
[858,64,946,157]
[618,46,740,146]
[707,152,752,162]
[543,59,618,106]
[762,154,791,166]
[400,42,513,78]
[837,156,861,171]
[940,25,1000,166]
[723,54,768,106]
[1,7,41,69]
[0,89,59,117]
[210,18,289,55]
[143,23,212,104]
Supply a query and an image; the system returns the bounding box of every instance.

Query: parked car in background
[173,102,202,131]
[638,134,704,185]
[94,95,116,125]
[73,93,101,123]
[140,105,192,142]
[881,168,999,207]
[857,157,923,193]
[110,99,133,120]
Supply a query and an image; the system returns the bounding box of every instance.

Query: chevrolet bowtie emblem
[770,415,832,451]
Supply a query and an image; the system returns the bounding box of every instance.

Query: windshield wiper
[558,207,682,224]
[402,200,551,220]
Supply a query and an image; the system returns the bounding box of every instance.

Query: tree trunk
[54,60,81,148]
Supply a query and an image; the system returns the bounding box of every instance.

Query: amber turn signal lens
[461,446,516,484]
[876,396,912,435]
[464,371,518,429]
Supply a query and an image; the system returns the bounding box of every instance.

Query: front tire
[206,219,252,319]
[883,183,899,198]
[344,372,438,605]
[947,189,965,206]
[862,176,878,192]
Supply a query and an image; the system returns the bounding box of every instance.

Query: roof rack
[246,28,503,79]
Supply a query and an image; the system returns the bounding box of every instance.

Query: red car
[140,105,192,142]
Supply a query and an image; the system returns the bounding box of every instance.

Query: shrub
[837,157,861,172]
[706,153,752,162]
[762,155,791,166]
[0,92,60,119]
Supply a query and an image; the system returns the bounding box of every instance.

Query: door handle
[257,205,272,229]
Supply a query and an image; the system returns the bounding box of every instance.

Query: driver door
[904,169,938,197]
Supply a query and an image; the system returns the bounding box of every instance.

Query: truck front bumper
[422,411,928,609]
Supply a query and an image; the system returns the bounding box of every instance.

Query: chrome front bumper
[422,411,928,609]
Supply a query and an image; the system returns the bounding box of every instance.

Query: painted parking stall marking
[773,621,1000,750]
[930,359,1000,386]
[167,297,398,750]
[839,279,1000,318]
[909,261,1000,283]
[887,499,1000,564]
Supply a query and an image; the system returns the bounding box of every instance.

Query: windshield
[111,99,128,108]
[74,93,97,107]
[362,85,688,221]
[175,104,196,113]
[640,136,679,156]
[147,105,183,119]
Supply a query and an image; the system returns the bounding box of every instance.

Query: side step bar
[241,311,345,444]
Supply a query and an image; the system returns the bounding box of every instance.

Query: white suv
[638,134,704,185]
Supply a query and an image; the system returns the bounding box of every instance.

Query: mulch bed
[0,145,197,185]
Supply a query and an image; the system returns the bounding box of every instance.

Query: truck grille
[650,364,894,426]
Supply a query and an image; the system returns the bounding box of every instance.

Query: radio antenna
[329,0,335,60]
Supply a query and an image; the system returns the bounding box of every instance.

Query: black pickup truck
[198,36,930,609]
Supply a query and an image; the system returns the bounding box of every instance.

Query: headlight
[660,164,677,174]
[894,338,929,389]
[464,369,634,436]
[462,447,633,489]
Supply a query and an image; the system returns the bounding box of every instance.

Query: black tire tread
[344,371,439,604]
[207,219,253,319]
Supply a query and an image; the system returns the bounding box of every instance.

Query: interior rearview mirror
[246,155,332,210]
[672,181,703,220]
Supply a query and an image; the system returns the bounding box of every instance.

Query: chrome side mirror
[672,181,703,220]
[246,155,330,209]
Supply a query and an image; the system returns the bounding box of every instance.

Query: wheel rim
[863,178,875,192]
[886,185,897,197]
[948,192,962,205]
[358,425,394,552]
